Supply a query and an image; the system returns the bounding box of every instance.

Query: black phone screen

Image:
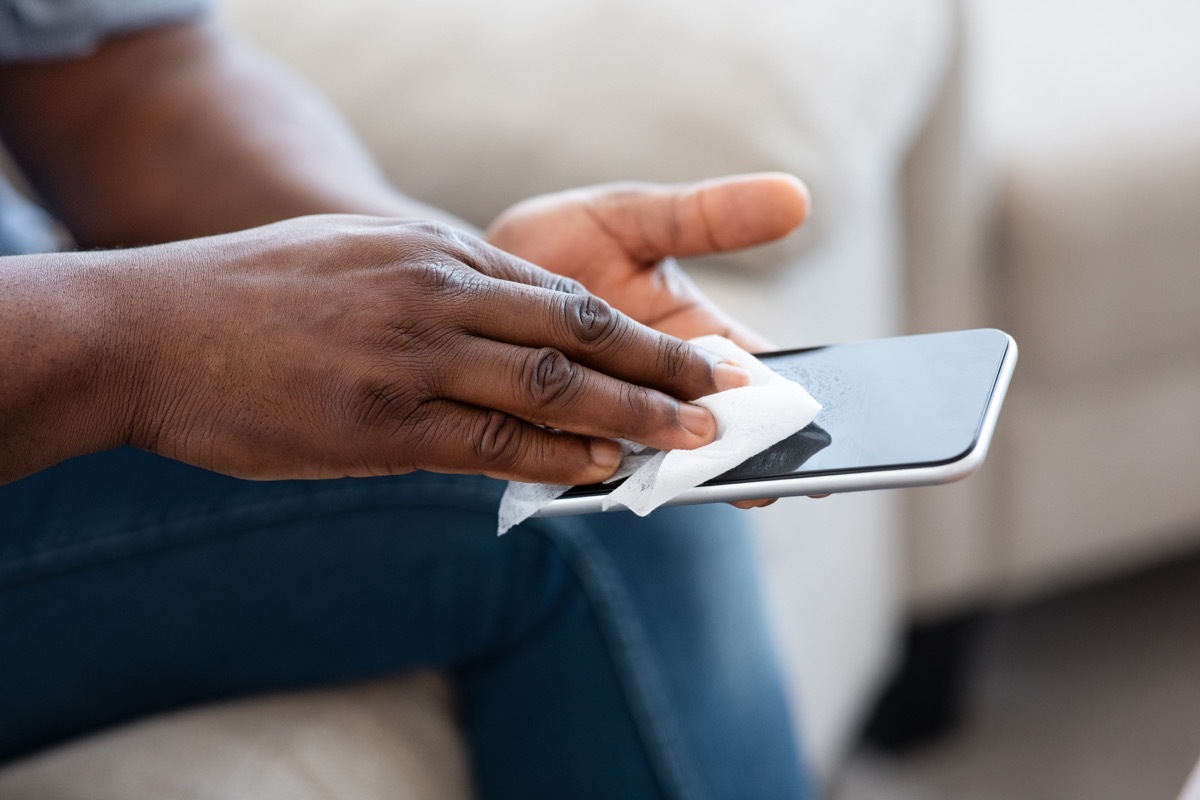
[562,328,1011,496]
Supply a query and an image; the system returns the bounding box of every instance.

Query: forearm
[0,253,138,483]
[0,19,467,248]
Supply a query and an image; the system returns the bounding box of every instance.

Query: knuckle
[403,219,453,239]
[347,380,423,430]
[563,294,620,346]
[405,259,478,295]
[396,220,471,254]
[405,406,450,460]
[521,348,582,412]
[378,318,461,365]
[404,220,481,263]
[378,318,426,353]
[390,224,486,297]
[618,382,666,426]
[472,411,528,468]
[657,337,692,381]
[547,274,588,296]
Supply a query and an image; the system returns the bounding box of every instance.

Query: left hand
[487,173,811,508]
[486,173,809,353]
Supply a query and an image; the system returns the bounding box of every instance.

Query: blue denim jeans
[0,447,810,799]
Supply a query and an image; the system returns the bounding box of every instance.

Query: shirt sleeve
[0,0,211,62]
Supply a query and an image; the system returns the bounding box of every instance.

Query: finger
[433,338,718,451]
[638,259,778,352]
[731,498,778,509]
[453,279,751,401]
[652,302,776,354]
[403,399,625,484]
[432,218,776,352]
[585,173,810,263]
[426,223,591,296]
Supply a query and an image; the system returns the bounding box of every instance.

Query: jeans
[0,447,811,799]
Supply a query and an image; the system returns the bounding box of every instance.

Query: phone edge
[533,331,1018,518]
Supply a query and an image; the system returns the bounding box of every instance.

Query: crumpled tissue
[497,335,821,534]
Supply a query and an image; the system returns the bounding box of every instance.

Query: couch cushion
[1001,360,1200,595]
[972,0,1200,381]
[221,0,949,275]
[998,140,1200,383]
[0,673,472,800]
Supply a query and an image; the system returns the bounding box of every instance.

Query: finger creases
[453,232,589,296]
[432,338,717,452]
[407,399,617,485]
[586,172,811,262]
[451,279,728,403]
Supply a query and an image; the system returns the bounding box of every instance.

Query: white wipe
[497,335,821,534]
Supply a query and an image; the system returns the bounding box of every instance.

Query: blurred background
[833,553,1200,799]
[833,1,1200,797]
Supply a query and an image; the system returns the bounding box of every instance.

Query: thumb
[585,172,810,263]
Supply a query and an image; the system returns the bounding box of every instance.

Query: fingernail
[714,362,752,392]
[678,403,715,439]
[589,439,623,471]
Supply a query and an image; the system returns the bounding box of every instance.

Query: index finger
[416,222,591,296]
[440,231,753,400]
[456,279,751,403]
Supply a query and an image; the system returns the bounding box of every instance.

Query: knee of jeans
[454,525,592,660]
[574,504,759,580]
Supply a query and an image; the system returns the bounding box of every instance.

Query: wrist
[0,252,147,480]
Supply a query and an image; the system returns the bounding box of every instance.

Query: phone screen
[563,328,1011,496]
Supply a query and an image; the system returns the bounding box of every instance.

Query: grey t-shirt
[0,0,210,254]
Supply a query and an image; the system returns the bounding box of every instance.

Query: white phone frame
[534,331,1018,518]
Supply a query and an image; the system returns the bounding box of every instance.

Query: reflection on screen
[711,329,1009,483]
[716,423,832,481]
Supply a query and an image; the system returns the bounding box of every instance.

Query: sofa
[6,0,1200,796]
[904,0,1200,613]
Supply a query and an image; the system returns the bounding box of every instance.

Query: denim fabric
[0,180,56,256]
[0,0,210,61]
[0,447,810,800]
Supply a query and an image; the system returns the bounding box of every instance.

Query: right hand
[107,215,747,484]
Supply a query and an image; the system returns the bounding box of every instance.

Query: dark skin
[0,20,810,493]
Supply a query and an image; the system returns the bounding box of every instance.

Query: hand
[486,173,809,352]
[99,216,749,484]
[488,173,810,508]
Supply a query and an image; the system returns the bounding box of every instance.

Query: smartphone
[536,327,1017,517]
